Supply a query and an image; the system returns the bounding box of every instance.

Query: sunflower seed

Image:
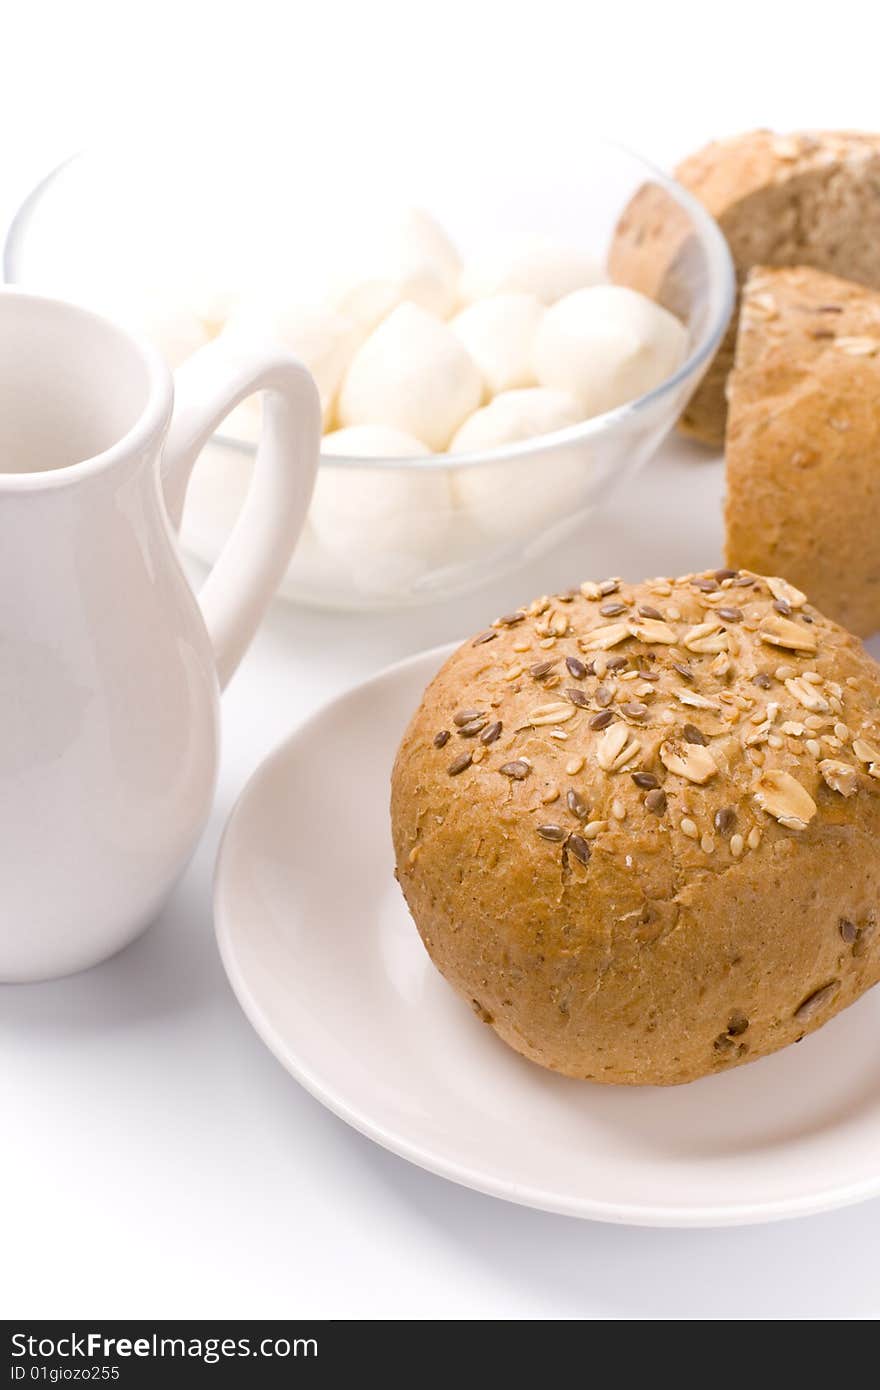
[567,788,589,820]
[472,630,497,646]
[673,662,695,681]
[567,834,590,866]
[433,730,451,749]
[644,788,667,814]
[717,606,743,623]
[839,917,858,944]
[565,688,591,708]
[714,806,737,836]
[499,760,530,779]
[480,721,503,745]
[589,709,615,731]
[631,772,659,789]
[794,981,839,1020]
[454,708,484,726]
[621,701,648,720]
[600,601,627,617]
[536,824,567,842]
[447,752,473,776]
[459,716,488,737]
[683,723,708,745]
[565,656,588,680]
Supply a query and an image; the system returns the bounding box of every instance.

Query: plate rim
[214,643,880,1228]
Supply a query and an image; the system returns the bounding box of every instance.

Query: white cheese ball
[337,302,483,451]
[450,387,581,453]
[534,284,689,418]
[333,208,462,324]
[459,238,603,306]
[450,292,543,396]
[223,301,363,427]
[451,389,587,539]
[331,277,404,335]
[311,424,452,597]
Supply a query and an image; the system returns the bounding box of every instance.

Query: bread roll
[609,130,880,445]
[726,265,880,637]
[391,571,880,1085]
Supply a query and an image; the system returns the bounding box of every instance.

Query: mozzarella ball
[450,387,581,453]
[310,427,453,597]
[451,389,587,540]
[338,302,483,451]
[331,277,404,335]
[459,238,603,306]
[334,208,462,324]
[321,425,431,458]
[450,292,543,395]
[223,301,363,426]
[534,284,688,418]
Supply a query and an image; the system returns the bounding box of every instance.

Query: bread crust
[726,265,880,637]
[609,130,880,445]
[391,573,880,1085]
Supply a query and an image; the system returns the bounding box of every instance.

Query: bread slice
[725,265,880,636]
[610,130,880,445]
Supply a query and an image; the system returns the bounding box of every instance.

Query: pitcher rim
[0,287,173,490]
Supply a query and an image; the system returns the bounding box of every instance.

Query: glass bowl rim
[3,140,735,474]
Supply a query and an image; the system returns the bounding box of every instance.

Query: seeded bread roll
[391,571,880,1085]
[609,129,880,445]
[726,266,880,638]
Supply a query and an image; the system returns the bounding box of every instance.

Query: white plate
[215,643,880,1227]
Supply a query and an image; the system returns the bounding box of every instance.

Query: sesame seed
[747,826,762,850]
[611,799,627,821]
[565,756,585,776]
[730,833,745,858]
[541,784,560,804]
[680,817,699,839]
[583,820,606,839]
[700,833,715,854]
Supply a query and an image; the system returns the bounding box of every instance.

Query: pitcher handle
[161,335,321,689]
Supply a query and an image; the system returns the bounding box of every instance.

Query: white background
[3,0,880,1320]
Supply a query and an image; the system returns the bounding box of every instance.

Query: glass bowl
[4,139,733,610]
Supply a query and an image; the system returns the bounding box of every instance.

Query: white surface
[4,0,880,1320]
[216,642,880,1229]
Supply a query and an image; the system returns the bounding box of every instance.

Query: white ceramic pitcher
[0,289,321,982]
